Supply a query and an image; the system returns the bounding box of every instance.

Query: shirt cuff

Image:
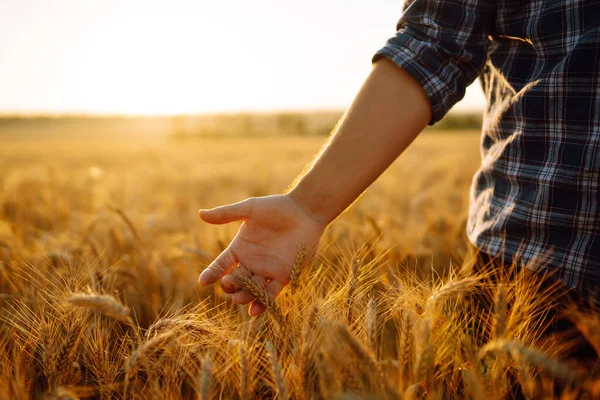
[373,34,461,125]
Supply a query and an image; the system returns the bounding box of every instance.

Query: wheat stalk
[265,341,288,400]
[107,205,140,240]
[515,351,537,399]
[366,296,377,349]
[346,259,360,324]
[460,335,484,399]
[198,352,212,400]
[334,323,401,400]
[493,284,507,339]
[298,341,312,399]
[44,386,79,400]
[316,354,337,400]
[238,343,248,400]
[569,311,600,357]
[125,331,175,389]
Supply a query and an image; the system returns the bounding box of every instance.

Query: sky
[0,0,486,115]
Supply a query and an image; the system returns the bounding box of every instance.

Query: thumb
[199,198,254,225]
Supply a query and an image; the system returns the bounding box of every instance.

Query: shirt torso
[469,0,600,294]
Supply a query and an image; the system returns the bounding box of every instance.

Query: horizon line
[0,106,484,119]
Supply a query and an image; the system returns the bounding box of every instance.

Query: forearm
[287,58,431,226]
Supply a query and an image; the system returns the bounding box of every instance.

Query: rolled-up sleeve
[373,0,495,124]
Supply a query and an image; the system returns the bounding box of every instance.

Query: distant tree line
[168,112,342,139]
[0,111,483,140]
[168,111,483,139]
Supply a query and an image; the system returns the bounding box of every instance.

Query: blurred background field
[0,116,481,277]
[0,119,496,398]
[0,111,483,139]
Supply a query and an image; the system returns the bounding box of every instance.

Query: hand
[198,194,325,316]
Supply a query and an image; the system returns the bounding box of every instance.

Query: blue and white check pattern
[374,0,600,297]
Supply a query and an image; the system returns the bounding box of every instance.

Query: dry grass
[0,133,598,399]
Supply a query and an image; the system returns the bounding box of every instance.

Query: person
[197,0,600,318]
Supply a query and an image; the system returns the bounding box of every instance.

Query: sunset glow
[0,0,485,115]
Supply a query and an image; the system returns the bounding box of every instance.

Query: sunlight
[0,0,485,115]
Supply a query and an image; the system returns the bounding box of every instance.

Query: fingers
[232,290,255,305]
[228,274,286,318]
[231,274,267,305]
[198,248,237,286]
[249,280,285,316]
[198,198,254,225]
[221,275,239,294]
[248,301,266,316]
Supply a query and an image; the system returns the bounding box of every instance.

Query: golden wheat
[265,341,288,400]
[234,266,285,326]
[289,243,306,294]
[479,339,583,383]
[0,136,598,399]
[66,293,132,325]
[492,284,507,340]
[198,352,212,400]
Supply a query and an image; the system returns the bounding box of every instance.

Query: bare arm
[288,57,431,225]
[198,58,431,315]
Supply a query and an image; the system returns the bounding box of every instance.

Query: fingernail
[198,270,211,285]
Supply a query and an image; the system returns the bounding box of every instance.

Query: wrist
[286,188,332,229]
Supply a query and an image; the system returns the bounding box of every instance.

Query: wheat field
[0,132,598,399]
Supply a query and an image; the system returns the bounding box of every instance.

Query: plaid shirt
[374,0,600,297]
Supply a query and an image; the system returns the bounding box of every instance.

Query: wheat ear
[66,293,132,325]
[54,318,83,383]
[479,339,583,383]
[414,318,434,387]
[289,243,306,294]
[235,266,285,325]
[125,331,174,388]
[425,276,479,313]
[334,323,401,400]
[399,312,413,388]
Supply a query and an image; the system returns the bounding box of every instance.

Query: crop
[0,134,598,399]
